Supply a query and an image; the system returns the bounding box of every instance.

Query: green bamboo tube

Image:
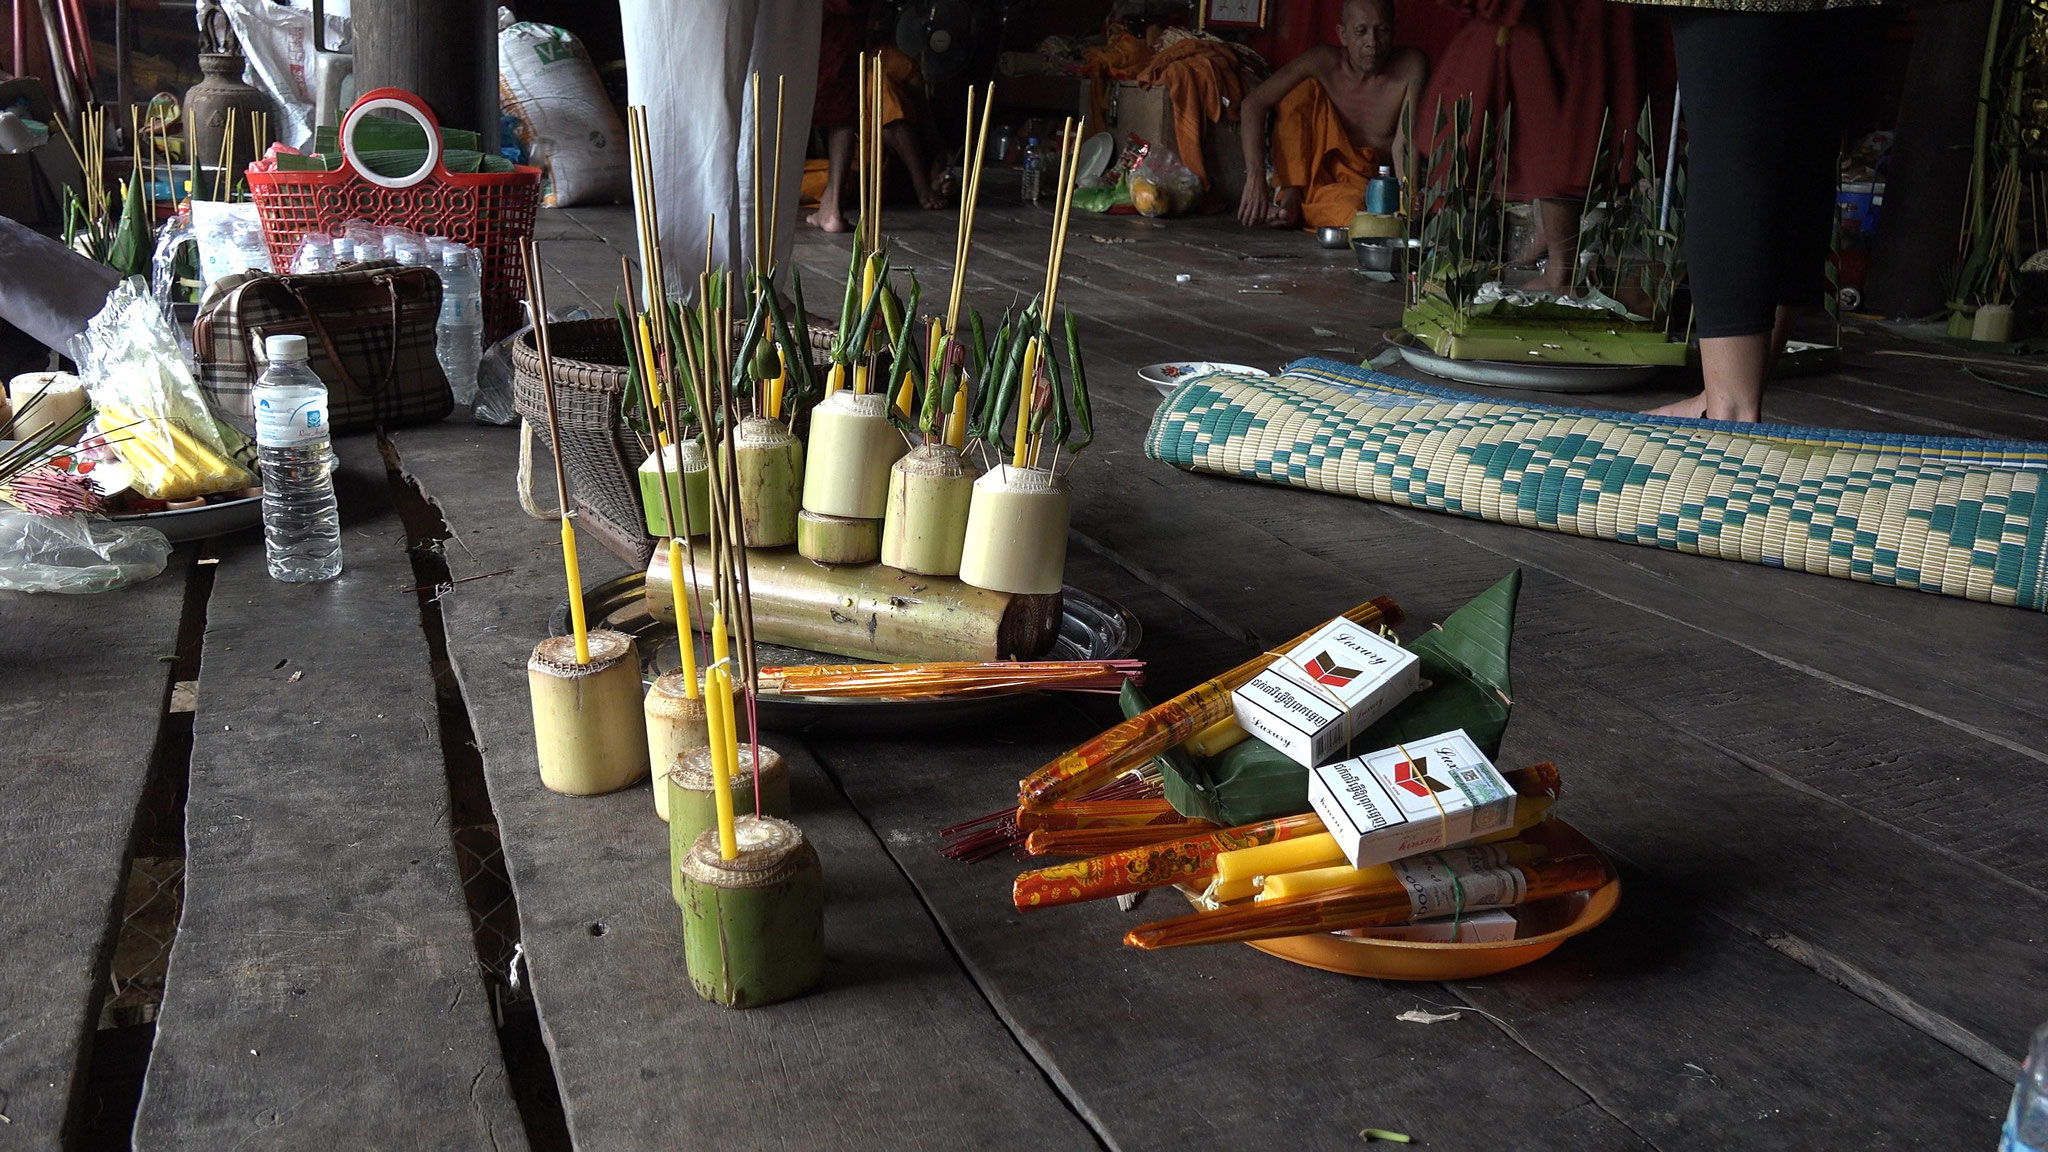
[880,443,975,576]
[639,440,712,537]
[679,815,824,1008]
[800,390,903,520]
[667,743,791,905]
[958,466,1071,595]
[735,417,803,547]
[645,669,709,822]
[797,509,883,565]
[646,546,1065,662]
[528,630,649,796]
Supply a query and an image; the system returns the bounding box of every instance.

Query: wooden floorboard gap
[1756,931,2022,1083]
[384,456,574,1152]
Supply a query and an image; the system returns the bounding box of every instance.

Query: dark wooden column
[351,0,499,153]
[1864,0,1995,319]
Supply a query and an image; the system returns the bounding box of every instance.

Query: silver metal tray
[108,495,263,542]
[1387,328,1666,393]
[553,572,1141,734]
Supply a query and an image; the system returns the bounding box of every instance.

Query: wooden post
[1864,0,1996,318]
[351,0,499,153]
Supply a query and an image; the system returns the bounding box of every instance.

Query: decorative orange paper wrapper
[1015,597,1404,809]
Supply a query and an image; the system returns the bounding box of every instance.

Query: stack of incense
[879,81,993,578]
[680,815,824,1006]
[667,743,790,906]
[624,107,710,818]
[523,241,649,796]
[958,118,1086,597]
[758,659,1142,700]
[1015,596,1404,808]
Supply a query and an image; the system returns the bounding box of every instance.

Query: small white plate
[1140,361,1270,397]
[1073,131,1116,186]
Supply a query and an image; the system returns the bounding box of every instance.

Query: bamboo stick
[522,239,589,663]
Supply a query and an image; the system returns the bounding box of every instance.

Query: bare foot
[915,184,946,210]
[1642,392,1708,419]
[807,206,849,233]
[1269,187,1303,229]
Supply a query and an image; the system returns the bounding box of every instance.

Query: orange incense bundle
[1124,853,1612,950]
[1016,597,1403,809]
[760,659,1142,700]
[1023,821,1221,857]
[1012,812,1327,910]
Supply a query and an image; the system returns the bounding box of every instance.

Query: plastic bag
[70,279,256,500]
[1129,149,1200,219]
[477,305,588,425]
[218,0,353,150]
[497,11,631,207]
[0,508,171,593]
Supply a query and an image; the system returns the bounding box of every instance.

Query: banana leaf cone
[667,744,791,905]
[1164,569,1522,825]
[680,815,824,1008]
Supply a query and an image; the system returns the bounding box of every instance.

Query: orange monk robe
[1269,80,1387,229]
[1132,36,1244,190]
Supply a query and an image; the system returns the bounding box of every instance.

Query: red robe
[1419,0,1640,200]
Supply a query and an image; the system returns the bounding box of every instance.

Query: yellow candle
[1011,337,1038,467]
[827,362,848,393]
[560,518,589,663]
[1257,862,1394,902]
[710,606,731,671]
[1212,833,1344,883]
[1256,841,1548,902]
[705,665,738,859]
[669,538,697,699]
[636,315,665,445]
[854,363,870,395]
[1184,716,1248,758]
[894,365,916,420]
[944,387,969,448]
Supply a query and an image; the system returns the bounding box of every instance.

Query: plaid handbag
[195,260,453,436]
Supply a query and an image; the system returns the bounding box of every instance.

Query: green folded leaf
[1161,570,1522,825]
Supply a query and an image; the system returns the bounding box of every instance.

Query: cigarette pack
[1306,728,1517,869]
[1229,617,1419,768]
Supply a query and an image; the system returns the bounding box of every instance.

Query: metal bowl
[1353,239,1398,273]
[1316,225,1352,250]
[553,572,1142,734]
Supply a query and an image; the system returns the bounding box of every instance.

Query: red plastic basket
[247,88,542,343]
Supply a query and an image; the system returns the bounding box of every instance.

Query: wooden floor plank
[134,442,522,1150]
[392,420,1101,1152]
[0,555,187,1146]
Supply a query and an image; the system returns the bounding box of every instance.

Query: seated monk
[1237,0,1426,229]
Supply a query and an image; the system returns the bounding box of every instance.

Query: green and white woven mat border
[1143,358,2048,611]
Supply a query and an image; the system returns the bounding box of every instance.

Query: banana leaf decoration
[105,168,154,278]
[1162,569,1521,826]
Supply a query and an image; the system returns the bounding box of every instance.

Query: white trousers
[620,0,822,296]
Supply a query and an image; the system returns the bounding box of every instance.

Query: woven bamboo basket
[514,316,838,565]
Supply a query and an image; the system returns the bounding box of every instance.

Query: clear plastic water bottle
[1021,136,1044,205]
[231,219,275,274]
[2005,1023,2048,1152]
[434,241,485,406]
[294,233,335,274]
[253,334,343,582]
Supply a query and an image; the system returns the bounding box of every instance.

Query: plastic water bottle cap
[1377,165,1393,178]
[266,334,310,362]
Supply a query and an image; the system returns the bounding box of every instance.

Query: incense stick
[520,239,590,664]
[769,75,786,277]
